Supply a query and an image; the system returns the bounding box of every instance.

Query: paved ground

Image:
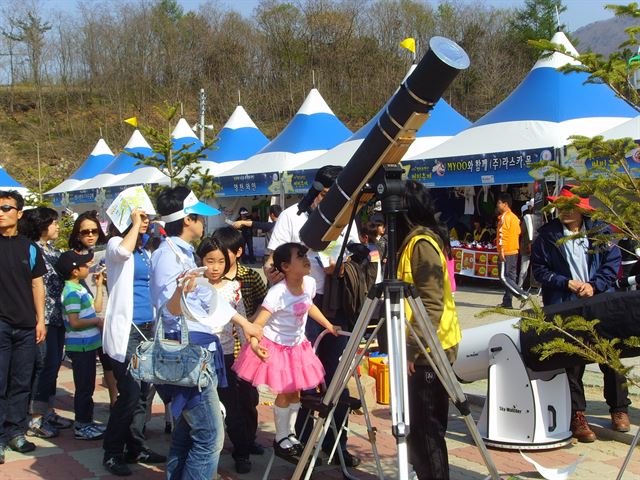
[2,277,639,479]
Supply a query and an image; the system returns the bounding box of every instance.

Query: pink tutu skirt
[232,337,325,394]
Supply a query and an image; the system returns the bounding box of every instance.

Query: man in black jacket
[531,185,627,442]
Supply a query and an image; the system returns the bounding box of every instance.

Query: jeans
[217,354,259,459]
[103,325,150,457]
[567,364,631,414]
[0,321,36,443]
[167,374,224,480]
[296,300,351,453]
[499,254,526,307]
[32,324,66,415]
[518,255,530,288]
[408,365,450,480]
[67,350,98,424]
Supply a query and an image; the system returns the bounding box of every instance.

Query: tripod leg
[405,291,501,480]
[291,294,384,480]
[383,282,411,480]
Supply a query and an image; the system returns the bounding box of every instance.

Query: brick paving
[2,284,639,479]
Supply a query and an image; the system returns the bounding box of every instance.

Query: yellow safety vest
[397,234,461,351]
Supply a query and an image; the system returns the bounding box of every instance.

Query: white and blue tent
[201,105,269,177]
[47,138,115,195]
[217,89,351,196]
[404,31,639,188]
[600,115,640,141]
[81,130,155,190]
[0,165,28,197]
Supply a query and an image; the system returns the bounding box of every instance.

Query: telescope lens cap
[429,36,470,70]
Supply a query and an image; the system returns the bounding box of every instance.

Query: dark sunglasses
[80,228,100,236]
[0,205,18,213]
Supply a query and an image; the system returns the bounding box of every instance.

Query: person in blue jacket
[531,185,628,443]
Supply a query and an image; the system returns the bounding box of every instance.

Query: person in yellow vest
[396,180,461,480]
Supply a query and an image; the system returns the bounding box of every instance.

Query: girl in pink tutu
[233,242,339,458]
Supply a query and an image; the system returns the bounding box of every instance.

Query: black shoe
[124,448,167,464]
[8,435,35,453]
[273,438,297,459]
[249,442,265,455]
[103,455,132,476]
[234,456,252,474]
[288,434,304,456]
[332,450,361,468]
[164,422,172,434]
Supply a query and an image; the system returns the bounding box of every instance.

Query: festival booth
[0,165,29,197]
[46,139,115,207]
[216,88,351,198]
[403,31,638,280]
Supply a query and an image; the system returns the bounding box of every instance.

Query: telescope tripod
[290,279,501,480]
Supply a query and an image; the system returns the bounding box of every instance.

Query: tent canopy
[220,88,351,178]
[0,166,27,196]
[201,105,269,177]
[404,31,639,187]
[46,138,115,194]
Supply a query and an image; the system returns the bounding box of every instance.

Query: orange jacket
[496,209,520,256]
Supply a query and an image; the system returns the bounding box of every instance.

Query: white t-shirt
[213,279,246,355]
[262,276,316,346]
[268,203,360,294]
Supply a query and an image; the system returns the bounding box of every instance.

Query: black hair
[273,242,308,273]
[314,165,343,188]
[68,210,107,251]
[397,180,452,258]
[211,226,244,254]
[18,207,58,241]
[196,236,231,277]
[497,192,513,208]
[0,190,24,211]
[156,186,195,236]
[268,204,282,217]
[359,221,379,244]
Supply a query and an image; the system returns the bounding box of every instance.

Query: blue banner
[50,186,127,207]
[578,141,640,176]
[404,147,553,187]
[217,172,282,197]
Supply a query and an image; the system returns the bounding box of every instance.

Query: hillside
[573,15,637,56]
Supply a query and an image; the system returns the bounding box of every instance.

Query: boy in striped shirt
[55,250,105,441]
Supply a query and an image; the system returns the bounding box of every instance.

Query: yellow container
[368,356,386,377]
[374,362,390,405]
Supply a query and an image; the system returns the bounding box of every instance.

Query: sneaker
[611,411,631,432]
[74,423,105,440]
[92,423,107,433]
[124,448,166,464]
[8,435,36,453]
[104,455,132,476]
[570,411,596,443]
[43,412,73,429]
[28,418,59,439]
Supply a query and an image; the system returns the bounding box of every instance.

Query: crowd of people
[0,170,636,479]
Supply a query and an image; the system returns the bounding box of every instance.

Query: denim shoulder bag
[128,312,213,391]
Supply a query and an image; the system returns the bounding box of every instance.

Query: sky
[173,0,629,32]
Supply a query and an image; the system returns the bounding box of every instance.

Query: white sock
[288,402,301,445]
[274,405,293,448]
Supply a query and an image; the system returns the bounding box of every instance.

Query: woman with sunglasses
[101,208,165,477]
[18,207,69,439]
[68,211,117,407]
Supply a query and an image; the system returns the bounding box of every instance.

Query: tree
[2,10,51,87]
[131,104,220,202]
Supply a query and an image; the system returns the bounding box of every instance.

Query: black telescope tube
[300,37,470,251]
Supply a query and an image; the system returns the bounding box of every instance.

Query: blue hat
[160,191,220,223]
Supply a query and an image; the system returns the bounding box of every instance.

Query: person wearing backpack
[0,190,47,463]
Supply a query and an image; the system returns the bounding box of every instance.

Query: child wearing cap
[56,250,106,441]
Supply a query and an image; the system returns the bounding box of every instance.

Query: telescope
[453,290,640,449]
[300,36,470,250]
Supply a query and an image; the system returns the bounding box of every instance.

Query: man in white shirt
[264,165,361,467]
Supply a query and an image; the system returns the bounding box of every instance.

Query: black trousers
[217,354,259,459]
[67,350,98,424]
[566,363,631,414]
[408,364,450,480]
[103,326,150,457]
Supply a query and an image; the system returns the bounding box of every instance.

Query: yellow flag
[400,37,416,54]
[124,117,138,127]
